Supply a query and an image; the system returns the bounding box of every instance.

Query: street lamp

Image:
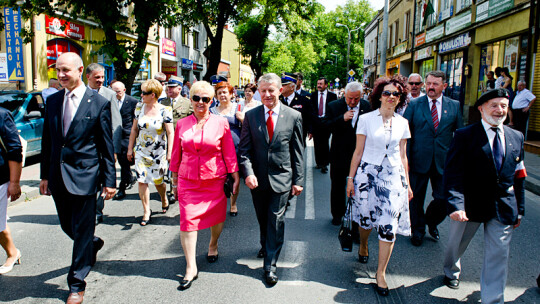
[330,53,338,65]
[336,22,366,75]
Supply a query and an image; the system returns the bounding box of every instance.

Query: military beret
[210,75,228,85]
[167,75,184,87]
[474,88,510,107]
[281,72,297,85]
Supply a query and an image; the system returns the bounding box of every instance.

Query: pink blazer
[170,114,238,180]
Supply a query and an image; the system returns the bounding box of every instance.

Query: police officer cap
[474,88,510,107]
[210,75,228,85]
[281,72,297,85]
[167,75,184,87]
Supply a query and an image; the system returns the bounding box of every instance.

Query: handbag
[338,197,354,252]
[223,174,234,198]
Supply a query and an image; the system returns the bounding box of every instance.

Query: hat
[167,75,184,87]
[475,88,510,107]
[281,72,297,85]
[210,75,228,85]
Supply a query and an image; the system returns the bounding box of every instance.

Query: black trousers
[251,187,289,273]
[512,108,529,137]
[313,127,330,167]
[408,162,447,236]
[329,164,348,221]
[117,148,134,191]
[52,181,99,293]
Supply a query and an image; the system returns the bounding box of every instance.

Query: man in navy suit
[111,81,139,200]
[279,72,311,143]
[40,53,116,304]
[442,88,526,304]
[404,70,463,246]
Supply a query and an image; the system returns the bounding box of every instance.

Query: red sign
[45,15,85,41]
[162,66,177,78]
[415,33,426,47]
[162,38,176,56]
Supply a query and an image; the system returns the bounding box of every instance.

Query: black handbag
[224,174,234,198]
[338,197,354,252]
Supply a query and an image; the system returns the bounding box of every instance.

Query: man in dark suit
[40,53,116,304]
[403,70,464,246]
[442,88,526,303]
[110,81,139,200]
[239,73,304,286]
[310,77,337,173]
[322,82,371,225]
[279,72,311,143]
[294,72,310,98]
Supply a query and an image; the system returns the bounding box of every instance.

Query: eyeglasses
[192,95,212,103]
[409,82,423,86]
[381,91,402,97]
[141,91,153,96]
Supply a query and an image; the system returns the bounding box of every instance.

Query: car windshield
[0,92,26,114]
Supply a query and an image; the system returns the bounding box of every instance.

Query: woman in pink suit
[170,80,240,290]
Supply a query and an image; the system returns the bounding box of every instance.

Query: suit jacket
[0,108,23,185]
[280,93,312,134]
[41,88,116,196]
[98,86,122,154]
[118,94,139,151]
[403,95,463,175]
[310,90,338,129]
[238,104,304,193]
[296,89,311,98]
[322,98,371,170]
[160,96,193,126]
[443,122,525,225]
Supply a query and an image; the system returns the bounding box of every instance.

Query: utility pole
[336,23,362,75]
[379,0,389,76]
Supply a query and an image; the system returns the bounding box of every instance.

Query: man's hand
[127,150,133,162]
[40,179,51,196]
[308,133,313,140]
[101,187,116,200]
[7,182,21,201]
[450,210,469,222]
[114,153,118,162]
[343,109,355,121]
[291,185,303,196]
[245,175,258,190]
[514,218,522,229]
[523,106,530,113]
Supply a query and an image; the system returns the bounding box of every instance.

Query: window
[428,0,439,27]
[182,27,189,46]
[165,28,172,39]
[193,31,199,50]
[404,11,411,41]
[394,20,400,45]
[388,24,393,47]
[415,1,425,33]
[456,0,472,12]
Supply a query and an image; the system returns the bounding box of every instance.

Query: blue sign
[439,32,471,54]
[3,7,24,81]
[182,58,193,70]
[347,76,355,83]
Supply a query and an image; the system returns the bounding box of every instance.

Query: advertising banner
[439,33,471,53]
[182,58,193,70]
[3,7,25,81]
[45,15,85,40]
[445,11,471,35]
[162,38,176,56]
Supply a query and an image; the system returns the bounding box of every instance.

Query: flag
[422,0,434,27]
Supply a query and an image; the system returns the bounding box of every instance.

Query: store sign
[488,0,514,18]
[162,38,176,56]
[162,66,177,74]
[415,46,433,61]
[439,33,471,53]
[3,8,24,81]
[193,62,204,71]
[415,33,426,47]
[45,15,85,41]
[386,58,399,69]
[393,41,407,57]
[439,6,454,22]
[182,58,193,70]
[445,11,471,35]
[0,53,8,81]
[364,58,372,65]
[476,1,489,22]
[426,24,445,43]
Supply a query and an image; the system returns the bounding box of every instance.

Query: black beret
[474,88,510,107]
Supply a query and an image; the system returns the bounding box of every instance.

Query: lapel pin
[444,110,447,113]
[88,99,91,103]
[516,157,519,161]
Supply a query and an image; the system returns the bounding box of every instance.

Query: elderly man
[398,73,425,115]
[154,72,168,99]
[442,88,526,304]
[42,78,61,102]
[512,80,536,138]
[161,75,193,125]
[322,82,371,226]
[279,72,311,142]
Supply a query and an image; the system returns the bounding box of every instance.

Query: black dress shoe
[206,254,219,263]
[375,284,389,296]
[358,254,369,264]
[113,190,126,200]
[331,218,341,226]
[428,226,440,241]
[321,166,328,174]
[229,211,238,217]
[179,273,198,290]
[411,234,423,247]
[96,216,103,225]
[92,238,104,266]
[265,271,278,285]
[443,276,460,289]
[257,248,266,258]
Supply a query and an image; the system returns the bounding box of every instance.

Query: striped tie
[431,100,439,132]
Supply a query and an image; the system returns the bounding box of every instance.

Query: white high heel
[0,249,21,274]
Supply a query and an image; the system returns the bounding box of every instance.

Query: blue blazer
[443,122,525,225]
[40,88,116,196]
[0,108,23,185]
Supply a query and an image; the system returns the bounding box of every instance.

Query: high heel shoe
[140,210,152,226]
[374,274,389,296]
[179,272,199,290]
[162,204,169,214]
[0,249,21,275]
[358,253,369,264]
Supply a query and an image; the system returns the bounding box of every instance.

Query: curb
[8,186,41,207]
[525,180,540,197]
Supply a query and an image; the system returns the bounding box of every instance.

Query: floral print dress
[134,103,173,185]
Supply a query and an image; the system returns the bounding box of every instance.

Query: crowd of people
[0,50,533,304]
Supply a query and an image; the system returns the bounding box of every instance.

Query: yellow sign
[348,70,355,76]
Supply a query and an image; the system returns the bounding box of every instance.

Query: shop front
[414,45,434,81]
[192,62,204,81]
[386,58,400,76]
[45,15,85,80]
[438,32,471,106]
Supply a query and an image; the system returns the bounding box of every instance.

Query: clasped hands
[245,175,303,196]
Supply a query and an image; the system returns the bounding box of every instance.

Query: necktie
[431,100,439,132]
[491,127,504,172]
[318,93,324,116]
[63,92,74,136]
[267,110,274,142]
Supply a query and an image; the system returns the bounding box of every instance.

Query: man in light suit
[239,73,304,286]
[111,81,139,200]
[403,70,463,246]
[85,63,122,224]
[322,82,371,226]
[442,88,526,304]
[40,53,116,304]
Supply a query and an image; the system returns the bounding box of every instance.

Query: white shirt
[428,95,443,122]
[348,105,359,128]
[63,84,87,124]
[317,90,328,117]
[264,102,281,132]
[512,88,536,109]
[117,94,126,110]
[495,76,505,89]
[253,90,262,102]
[481,119,506,155]
[285,92,295,106]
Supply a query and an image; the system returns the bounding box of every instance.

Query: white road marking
[304,140,315,220]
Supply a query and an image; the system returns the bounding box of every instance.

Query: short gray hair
[517,80,527,86]
[345,82,363,94]
[258,73,282,89]
[86,63,105,75]
[408,73,423,82]
[154,72,166,81]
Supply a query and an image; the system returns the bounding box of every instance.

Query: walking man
[511,80,536,138]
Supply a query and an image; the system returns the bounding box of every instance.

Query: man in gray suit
[404,70,463,246]
[239,73,304,286]
[86,63,122,224]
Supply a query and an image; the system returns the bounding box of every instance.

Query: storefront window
[419,59,434,81]
[440,51,464,102]
[136,59,150,82]
[46,39,82,79]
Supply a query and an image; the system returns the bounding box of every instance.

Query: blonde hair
[189,81,215,99]
[142,79,163,98]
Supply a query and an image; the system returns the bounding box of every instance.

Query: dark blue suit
[117,95,139,191]
[41,87,115,292]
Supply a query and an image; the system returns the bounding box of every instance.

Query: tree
[1,0,181,91]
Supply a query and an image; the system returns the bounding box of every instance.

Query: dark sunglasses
[192,95,212,103]
[382,91,402,97]
[141,91,153,95]
[409,82,422,86]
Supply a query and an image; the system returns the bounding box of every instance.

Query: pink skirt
[178,177,227,232]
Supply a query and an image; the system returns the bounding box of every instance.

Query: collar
[481,118,504,134]
[87,84,100,93]
[264,101,281,115]
[319,89,327,96]
[118,95,126,102]
[68,84,88,100]
[429,94,443,104]
[377,108,396,117]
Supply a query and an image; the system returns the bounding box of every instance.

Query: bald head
[111,81,126,100]
[48,78,60,89]
[56,52,84,91]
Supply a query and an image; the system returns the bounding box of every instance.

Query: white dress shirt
[481,119,506,155]
[512,88,536,109]
[428,94,443,122]
[63,84,87,124]
[117,94,126,110]
[286,92,296,106]
[264,102,281,132]
[317,90,328,117]
[348,105,359,128]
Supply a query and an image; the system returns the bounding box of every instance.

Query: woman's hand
[232,172,240,195]
[127,150,133,162]
[408,188,414,201]
[166,152,172,162]
[346,178,355,197]
[235,111,244,122]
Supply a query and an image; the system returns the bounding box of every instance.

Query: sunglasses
[409,82,422,86]
[141,91,153,95]
[192,95,212,103]
[382,91,402,97]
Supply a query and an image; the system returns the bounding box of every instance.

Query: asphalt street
[1,142,539,303]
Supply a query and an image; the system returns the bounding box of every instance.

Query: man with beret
[442,88,526,304]
[279,72,311,143]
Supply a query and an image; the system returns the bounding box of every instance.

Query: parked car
[130,82,142,100]
[0,90,44,157]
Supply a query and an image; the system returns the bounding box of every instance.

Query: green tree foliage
[1,0,181,91]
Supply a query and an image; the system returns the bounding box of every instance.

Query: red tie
[267,110,274,142]
[431,100,439,132]
[318,93,324,116]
